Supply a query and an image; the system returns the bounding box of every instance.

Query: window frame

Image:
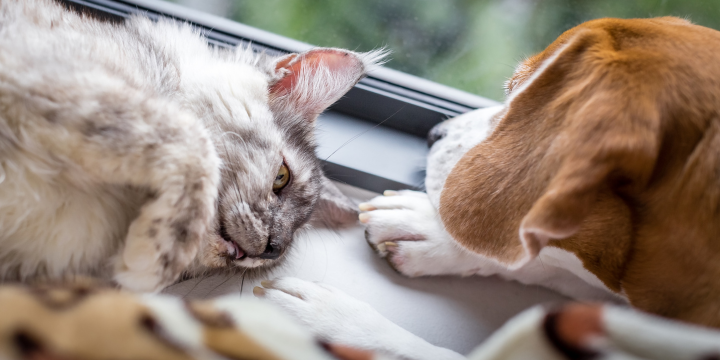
[62,0,499,192]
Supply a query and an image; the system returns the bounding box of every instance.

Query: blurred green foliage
[172,0,720,101]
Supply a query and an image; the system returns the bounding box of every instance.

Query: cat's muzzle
[225,239,246,260]
[219,223,282,262]
[257,242,281,260]
[225,239,281,261]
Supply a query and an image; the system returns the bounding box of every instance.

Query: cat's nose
[257,242,281,260]
[427,124,447,148]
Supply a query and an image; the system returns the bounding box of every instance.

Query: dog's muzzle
[427,123,447,148]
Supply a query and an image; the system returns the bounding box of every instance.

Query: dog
[254,17,720,359]
[362,16,720,326]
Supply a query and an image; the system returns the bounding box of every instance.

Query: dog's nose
[427,124,447,148]
[257,242,281,260]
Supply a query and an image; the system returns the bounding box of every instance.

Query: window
[62,0,719,192]
[167,0,720,101]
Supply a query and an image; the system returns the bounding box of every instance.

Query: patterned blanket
[0,283,718,360]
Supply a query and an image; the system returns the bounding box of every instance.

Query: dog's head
[428,17,720,324]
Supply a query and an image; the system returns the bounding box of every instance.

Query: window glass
[168,0,720,101]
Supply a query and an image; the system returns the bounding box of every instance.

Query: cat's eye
[273,163,290,192]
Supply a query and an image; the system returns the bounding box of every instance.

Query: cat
[0,0,385,292]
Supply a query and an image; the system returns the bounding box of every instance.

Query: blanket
[0,283,718,360]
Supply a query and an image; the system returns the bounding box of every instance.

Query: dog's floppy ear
[440,26,660,269]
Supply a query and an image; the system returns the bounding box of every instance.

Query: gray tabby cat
[0,0,384,292]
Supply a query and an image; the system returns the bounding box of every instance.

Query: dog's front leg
[360,190,505,278]
[255,277,465,360]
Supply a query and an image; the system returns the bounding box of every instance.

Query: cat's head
[189,47,385,274]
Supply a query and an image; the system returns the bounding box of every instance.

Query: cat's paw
[113,221,197,293]
[255,278,465,360]
[113,267,164,293]
[360,190,485,277]
[254,278,394,345]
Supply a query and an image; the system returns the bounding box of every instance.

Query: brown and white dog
[254,17,720,359]
[364,15,720,325]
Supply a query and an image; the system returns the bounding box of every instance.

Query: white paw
[114,216,197,293]
[360,190,490,277]
[255,277,466,360]
[113,266,164,293]
[113,232,167,293]
[254,278,397,347]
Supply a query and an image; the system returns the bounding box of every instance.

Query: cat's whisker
[323,105,405,162]
[182,276,204,299]
[205,273,232,299]
[319,228,330,282]
[238,268,247,298]
[220,132,251,156]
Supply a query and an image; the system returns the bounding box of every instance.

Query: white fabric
[164,183,567,355]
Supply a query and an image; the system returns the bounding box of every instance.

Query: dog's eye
[273,163,290,192]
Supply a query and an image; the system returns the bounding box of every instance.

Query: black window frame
[61,0,498,192]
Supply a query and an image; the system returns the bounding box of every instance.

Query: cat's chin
[181,251,284,286]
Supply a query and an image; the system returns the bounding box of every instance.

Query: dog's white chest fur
[425,106,501,208]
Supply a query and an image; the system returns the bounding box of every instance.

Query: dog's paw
[254,278,396,346]
[360,190,486,277]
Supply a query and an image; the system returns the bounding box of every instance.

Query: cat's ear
[269,48,386,121]
[309,177,359,228]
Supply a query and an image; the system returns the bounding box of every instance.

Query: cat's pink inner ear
[270,49,361,96]
[274,53,298,74]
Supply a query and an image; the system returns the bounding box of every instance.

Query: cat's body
[0,0,376,291]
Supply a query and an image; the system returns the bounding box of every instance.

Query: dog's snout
[427,124,447,148]
[257,241,281,260]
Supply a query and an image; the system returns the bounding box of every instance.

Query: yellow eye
[273,163,290,192]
